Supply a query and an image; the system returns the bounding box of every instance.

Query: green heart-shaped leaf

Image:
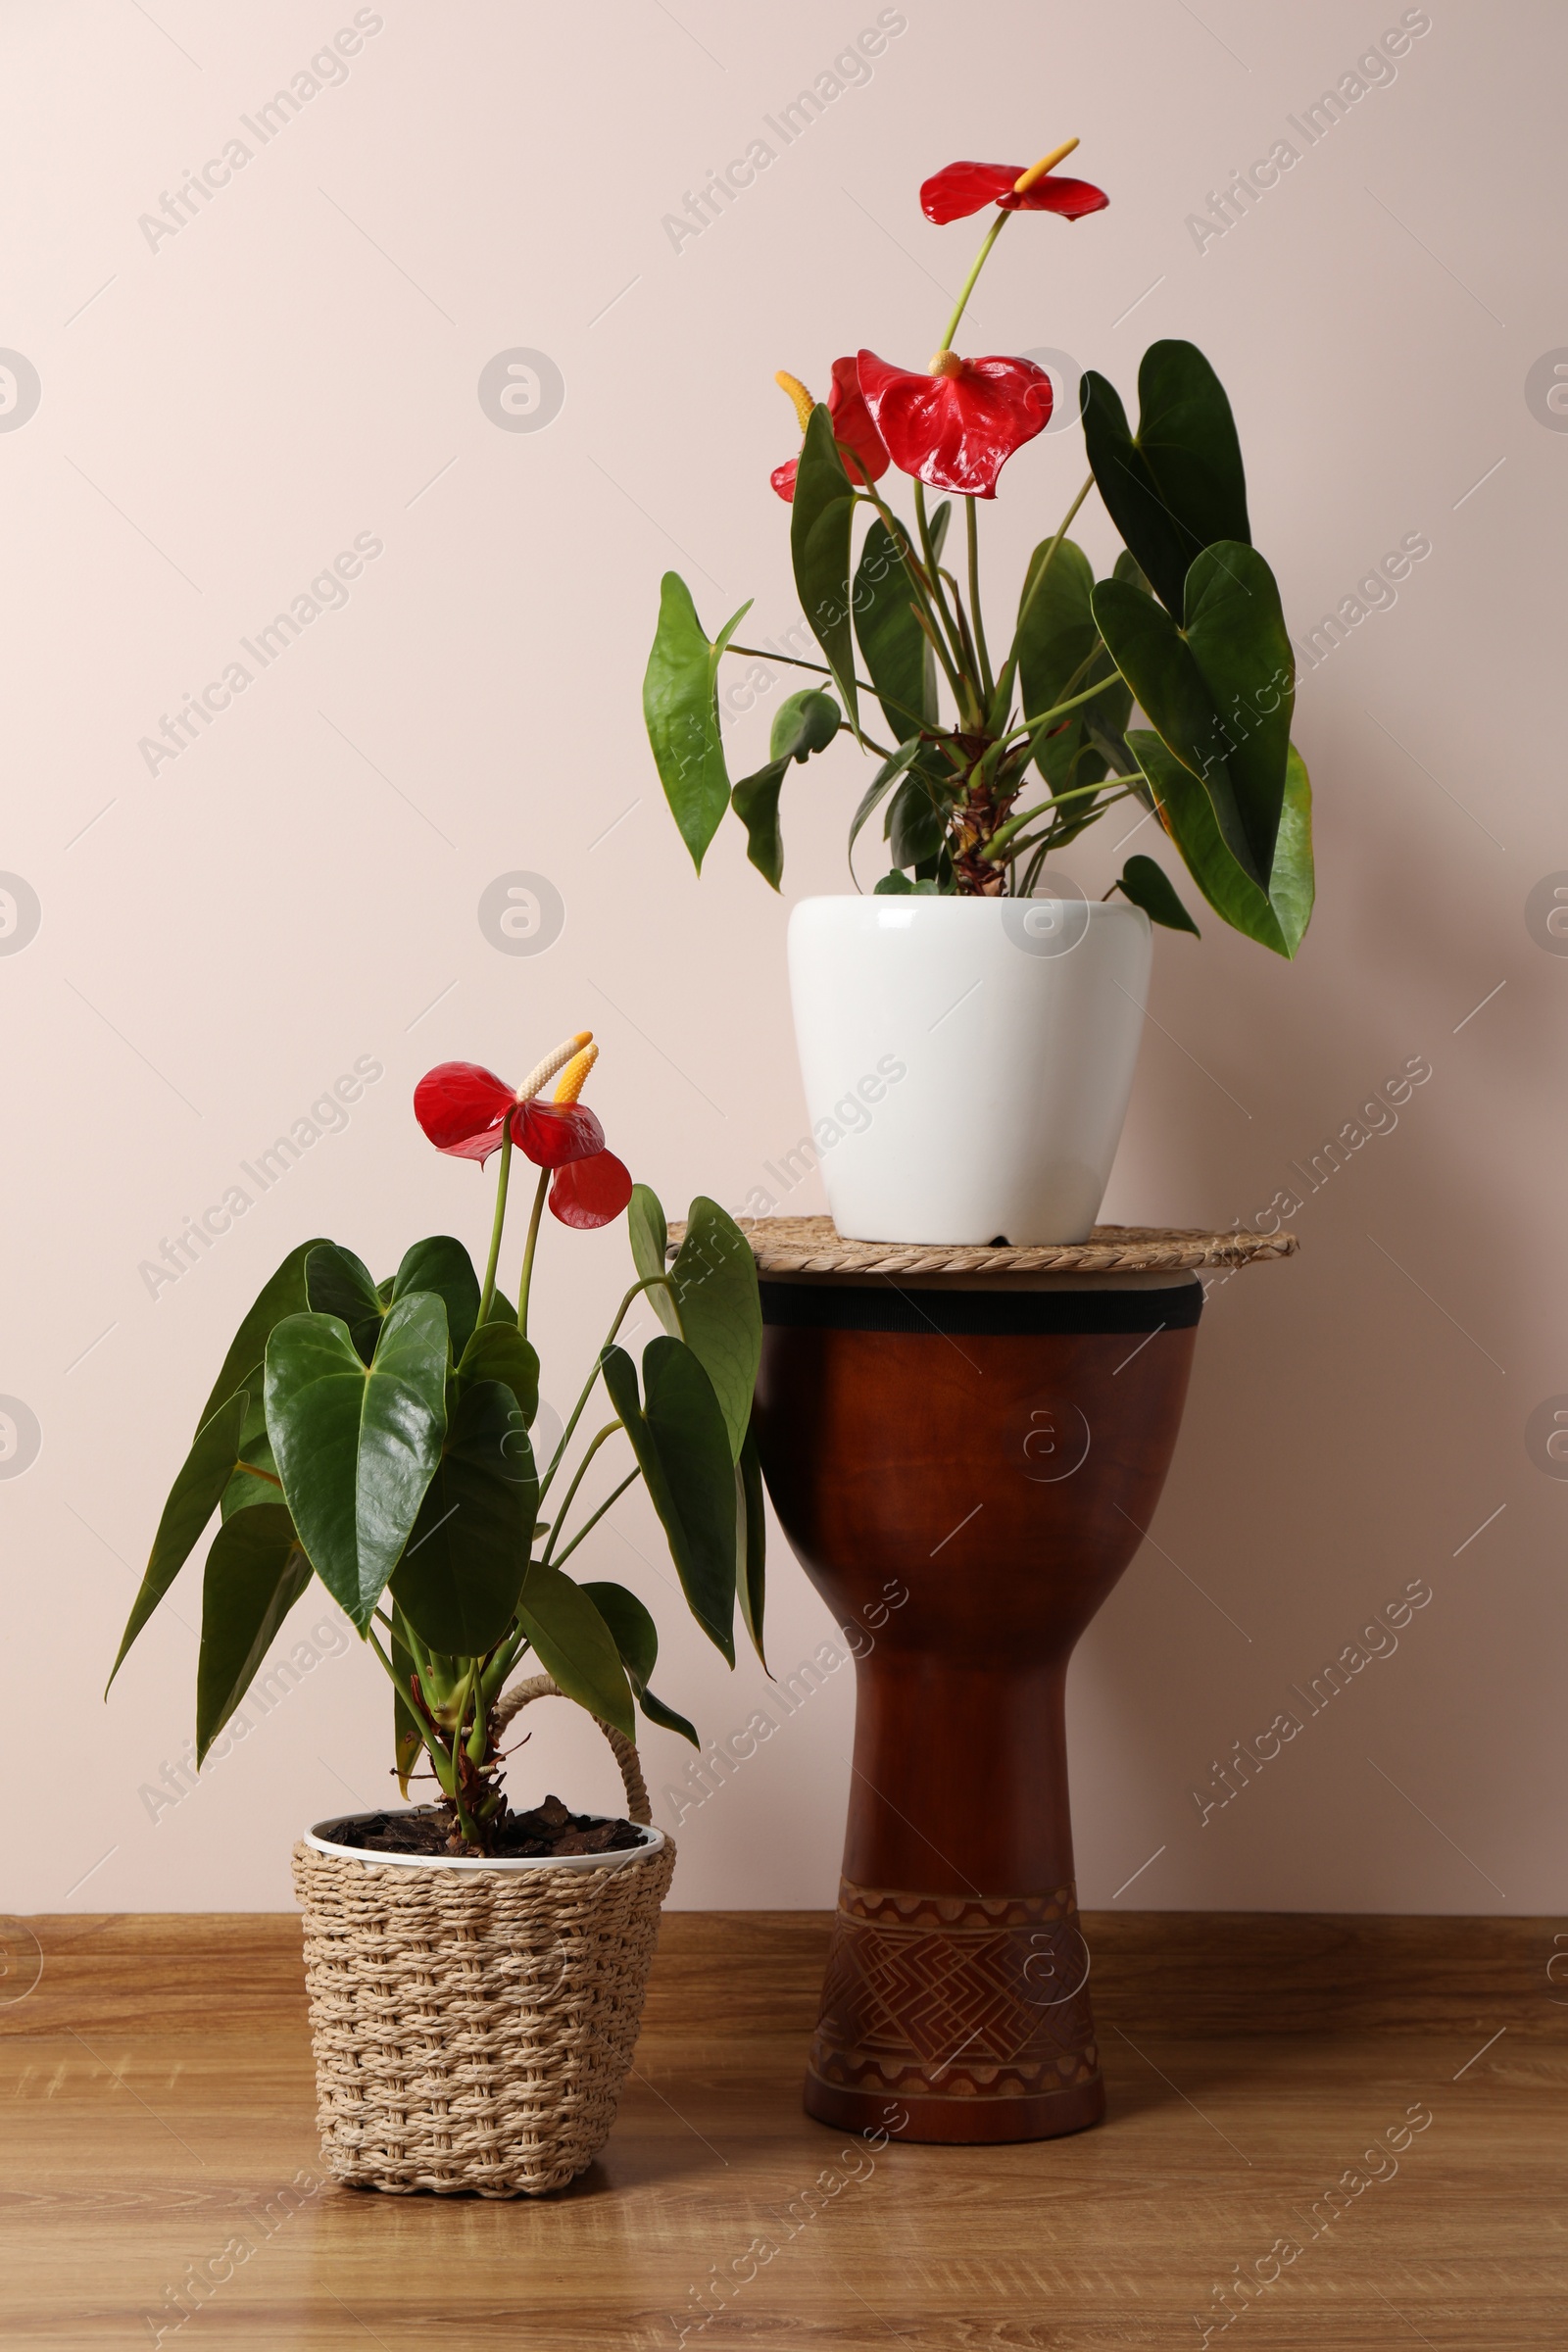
[602,1339,737,1663]
[852,509,947,739]
[848,737,923,863]
[514,1560,634,1737]
[652,1198,760,1463]
[390,1380,536,1654]
[643,573,753,871]
[1093,543,1294,888]
[220,1384,283,1521]
[196,1505,313,1762]
[1112,854,1200,936]
[306,1244,384,1363]
[1132,727,1313,958]
[456,1320,539,1427]
[109,1382,254,1689]
[730,687,841,890]
[265,1295,449,1631]
[886,764,950,868]
[391,1236,482,1361]
[1080,340,1251,616]
[583,1578,699,1747]
[736,1425,767,1671]
[198,1242,328,1430]
[626,1184,669,1301]
[390,1612,422,1797]
[791,405,859,730]
[1013,535,1131,795]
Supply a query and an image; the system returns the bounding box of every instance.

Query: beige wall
[4,0,1561,1913]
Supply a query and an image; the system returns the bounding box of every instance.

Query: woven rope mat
[670,1214,1298,1278]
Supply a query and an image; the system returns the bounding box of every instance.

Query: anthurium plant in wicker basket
[642,137,1315,1248]
[109,1030,765,2196]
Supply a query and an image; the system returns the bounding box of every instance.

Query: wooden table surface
[4,1910,1565,2348]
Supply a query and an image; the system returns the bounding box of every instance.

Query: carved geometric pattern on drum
[811,1880,1100,2101]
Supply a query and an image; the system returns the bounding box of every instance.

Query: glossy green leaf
[583,1578,700,1747]
[1013,536,1130,795]
[390,1381,535,1654]
[1132,728,1313,957]
[581,1577,658,1687]
[730,688,841,890]
[887,765,949,868]
[601,1341,737,1664]
[220,1385,284,1522]
[852,515,931,740]
[109,1384,254,1689]
[1113,855,1200,936]
[306,1244,383,1363]
[198,1241,328,1430]
[848,737,923,863]
[265,1295,449,1632]
[392,1237,482,1361]
[736,1424,767,1671]
[1080,340,1251,616]
[643,572,753,871]
[626,1183,669,1309]
[635,1683,702,1744]
[455,1320,539,1427]
[1092,544,1294,889]
[659,1198,761,1462]
[195,1505,313,1762]
[515,1559,634,1737]
[791,405,859,730]
[390,1612,422,1798]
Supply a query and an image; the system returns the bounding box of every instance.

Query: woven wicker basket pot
[290,1675,675,2197]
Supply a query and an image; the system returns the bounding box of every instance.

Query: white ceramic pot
[785,894,1152,1246]
[305,1813,666,1873]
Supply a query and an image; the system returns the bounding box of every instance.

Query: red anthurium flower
[550,1150,633,1229]
[920,160,1108,226]
[514,1096,606,1168]
[414,1072,611,1171]
[414,1063,603,1167]
[415,1037,633,1232]
[856,348,1054,501]
[413,1061,514,1162]
[413,1035,606,1172]
[770,357,891,503]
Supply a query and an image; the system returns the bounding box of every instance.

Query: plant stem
[859,478,968,714]
[912,482,972,691]
[540,1422,622,1566]
[984,774,1149,859]
[987,787,1140,869]
[965,498,994,705]
[1011,472,1096,649]
[1011,674,1123,740]
[725,645,928,736]
[604,1272,674,1350]
[536,1274,670,1507]
[941,573,983,697]
[548,1468,641,1571]
[1020,835,1054,898]
[939,209,1011,352]
[476,1127,513,1328]
[515,1165,550,1341]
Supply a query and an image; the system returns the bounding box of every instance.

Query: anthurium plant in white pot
[109,1030,766,2195]
[642,139,1312,1244]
